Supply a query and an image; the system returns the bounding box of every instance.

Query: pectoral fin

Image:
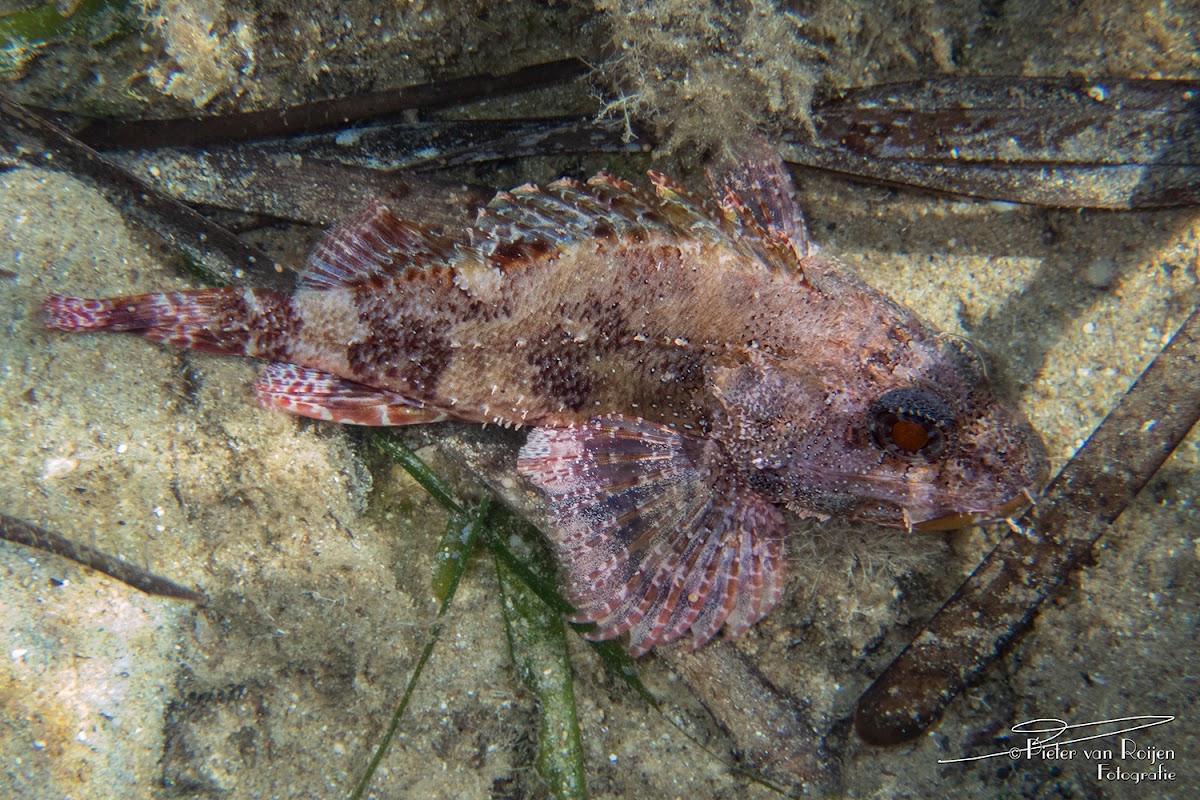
[518,415,787,655]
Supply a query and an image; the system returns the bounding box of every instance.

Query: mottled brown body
[294,236,816,428]
[280,230,1041,526]
[44,140,1049,654]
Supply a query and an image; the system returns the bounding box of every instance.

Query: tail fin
[43,288,294,358]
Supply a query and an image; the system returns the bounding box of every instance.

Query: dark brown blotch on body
[350,283,454,393]
[246,289,302,362]
[207,292,252,353]
[526,322,596,413]
[522,294,637,413]
[347,320,453,392]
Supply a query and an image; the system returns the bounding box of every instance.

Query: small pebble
[1084,256,1118,288]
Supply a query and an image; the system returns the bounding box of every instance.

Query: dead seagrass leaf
[784,77,1200,209]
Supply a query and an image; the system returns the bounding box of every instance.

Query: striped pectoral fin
[254,363,447,426]
[517,414,788,656]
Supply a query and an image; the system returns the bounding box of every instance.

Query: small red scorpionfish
[43,139,1049,656]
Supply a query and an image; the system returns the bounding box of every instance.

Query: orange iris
[891,419,930,452]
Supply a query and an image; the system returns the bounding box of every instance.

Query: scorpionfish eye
[869,387,955,461]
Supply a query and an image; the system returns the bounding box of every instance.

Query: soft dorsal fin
[705,136,812,273]
[300,197,455,290]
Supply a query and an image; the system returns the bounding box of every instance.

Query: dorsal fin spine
[705,137,813,275]
[302,140,805,292]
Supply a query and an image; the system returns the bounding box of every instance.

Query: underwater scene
[0,1,1196,798]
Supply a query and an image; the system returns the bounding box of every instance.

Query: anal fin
[255,363,447,426]
[517,415,787,656]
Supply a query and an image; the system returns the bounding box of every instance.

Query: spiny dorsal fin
[300,197,456,290]
[706,136,812,274]
[470,172,726,258]
[647,171,726,238]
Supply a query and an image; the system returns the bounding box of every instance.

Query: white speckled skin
[43,142,1048,653]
